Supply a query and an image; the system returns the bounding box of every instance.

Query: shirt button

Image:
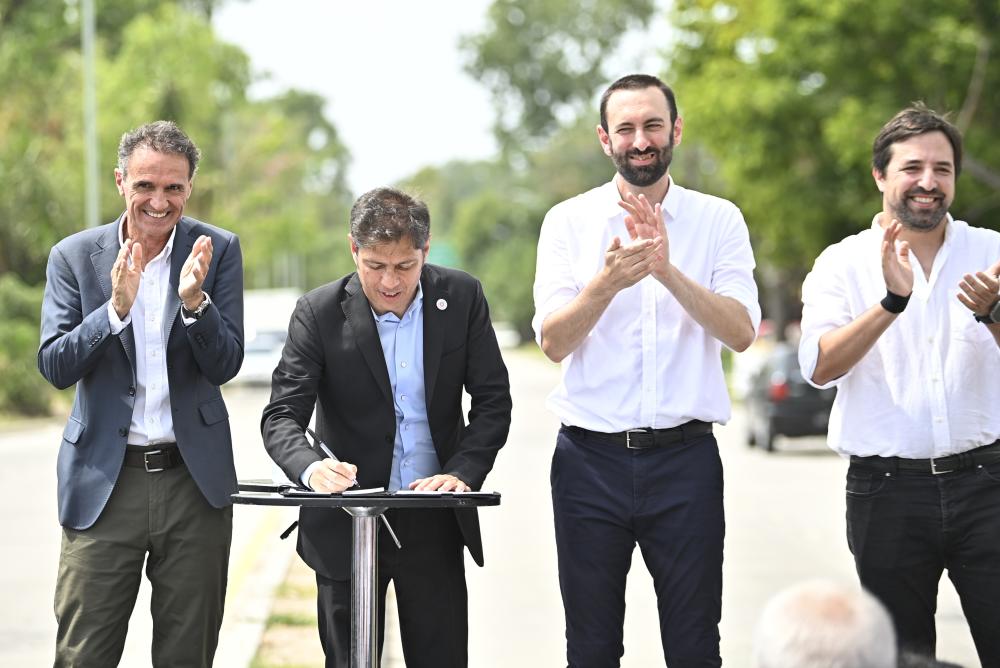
[400,361,407,368]
[400,395,407,401]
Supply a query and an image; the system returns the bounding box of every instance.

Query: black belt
[563,421,713,449]
[124,444,183,472]
[850,441,1000,476]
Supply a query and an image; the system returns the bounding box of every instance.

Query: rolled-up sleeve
[531,207,580,346]
[711,207,762,337]
[799,245,853,389]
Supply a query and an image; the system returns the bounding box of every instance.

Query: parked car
[233,328,286,386]
[744,343,836,452]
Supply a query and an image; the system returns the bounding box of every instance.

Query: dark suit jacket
[262,263,512,580]
[38,214,244,530]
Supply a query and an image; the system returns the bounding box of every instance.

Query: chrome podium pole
[346,507,381,668]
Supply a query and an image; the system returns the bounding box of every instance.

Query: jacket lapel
[91,215,136,370]
[164,218,193,342]
[421,266,448,403]
[343,274,393,403]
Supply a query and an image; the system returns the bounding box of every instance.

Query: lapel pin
[436,298,448,311]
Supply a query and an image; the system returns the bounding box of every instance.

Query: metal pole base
[346,507,384,668]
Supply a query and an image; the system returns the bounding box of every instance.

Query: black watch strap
[974,299,1000,324]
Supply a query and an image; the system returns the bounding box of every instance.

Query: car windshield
[246,330,286,353]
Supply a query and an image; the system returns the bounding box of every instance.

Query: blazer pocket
[63,416,85,445]
[198,397,230,426]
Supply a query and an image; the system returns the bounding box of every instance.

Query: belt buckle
[930,458,952,475]
[144,449,165,473]
[625,429,647,449]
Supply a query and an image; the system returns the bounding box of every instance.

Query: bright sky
[213,0,498,194]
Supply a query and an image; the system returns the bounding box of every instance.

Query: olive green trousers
[54,461,232,667]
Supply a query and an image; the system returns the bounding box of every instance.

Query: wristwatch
[182,292,212,320]
[974,299,1000,325]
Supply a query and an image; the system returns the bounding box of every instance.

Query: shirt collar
[600,175,681,221]
[117,215,177,259]
[372,282,424,324]
[868,212,955,245]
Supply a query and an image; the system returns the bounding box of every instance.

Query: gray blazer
[38,214,244,530]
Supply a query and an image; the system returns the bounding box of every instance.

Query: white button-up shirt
[532,178,761,432]
[799,216,1000,458]
[107,219,177,446]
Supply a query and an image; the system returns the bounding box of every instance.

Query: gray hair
[117,120,200,180]
[349,187,430,249]
[753,580,897,668]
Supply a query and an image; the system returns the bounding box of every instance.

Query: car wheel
[762,420,776,452]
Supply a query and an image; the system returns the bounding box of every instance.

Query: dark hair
[349,187,430,249]
[600,74,678,132]
[117,120,200,180]
[872,103,962,178]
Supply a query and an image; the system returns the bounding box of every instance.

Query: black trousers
[551,425,724,668]
[315,507,468,668]
[847,458,1000,664]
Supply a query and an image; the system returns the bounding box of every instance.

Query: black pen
[304,427,401,548]
[305,426,359,488]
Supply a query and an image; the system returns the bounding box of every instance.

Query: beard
[611,136,674,187]
[891,186,949,232]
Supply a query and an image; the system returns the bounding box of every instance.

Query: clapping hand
[619,192,669,281]
[958,258,1000,317]
[179,235,212,311]
[880,219,913,298]
[111,239,143,319]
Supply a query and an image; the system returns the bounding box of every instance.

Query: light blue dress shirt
[374,286,440,491]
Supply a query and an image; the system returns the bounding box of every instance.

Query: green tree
[0,275,50,415]
[0,1,354,414]
[464,0,1000,331]
[461,0,656,151]
[667,0,1000,324]
[450,190,547,339]
[669,0,1000,262]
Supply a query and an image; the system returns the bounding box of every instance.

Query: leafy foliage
[462,0,657,150]
[668,0,1000,268]
[0,275,50,415]
[0,0,353,413]
[459,0,1000,332]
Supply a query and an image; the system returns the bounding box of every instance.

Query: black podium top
[233,480,500,509]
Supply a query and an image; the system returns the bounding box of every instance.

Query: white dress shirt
[799,216,1000,458]
[532,177,761,432]
[107,220,177,446]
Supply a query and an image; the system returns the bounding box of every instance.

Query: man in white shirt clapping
[532,74,761,668]
[799,104,1000,665]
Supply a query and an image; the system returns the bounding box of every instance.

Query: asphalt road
[2,348,981,666]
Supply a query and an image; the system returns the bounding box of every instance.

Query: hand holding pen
[304,427,360,492]
[305,427,401,549]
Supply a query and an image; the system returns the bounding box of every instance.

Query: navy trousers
[551,425,724,668]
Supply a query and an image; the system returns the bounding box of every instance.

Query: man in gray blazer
[38,120,244,667]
